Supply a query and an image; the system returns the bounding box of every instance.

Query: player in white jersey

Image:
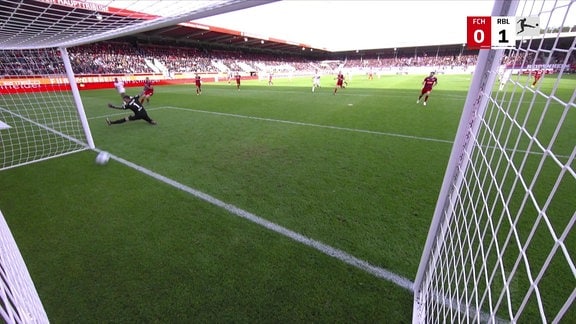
[113,77,126,97]
[498,68,512,91]
[312,70,321,92]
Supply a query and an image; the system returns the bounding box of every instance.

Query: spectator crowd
[1,39,573,77]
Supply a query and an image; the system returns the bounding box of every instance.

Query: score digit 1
[467,16,491,49]
[491,16,516,49]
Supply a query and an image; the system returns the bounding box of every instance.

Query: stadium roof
[124,18,330,56]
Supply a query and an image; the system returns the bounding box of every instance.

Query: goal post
[413,0,575,322]
[60,46,96,151]
[0,1,278,322]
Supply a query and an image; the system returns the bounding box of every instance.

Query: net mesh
[0,48,90,170]
[414,0,575,322]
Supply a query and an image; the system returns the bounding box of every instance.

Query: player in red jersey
[417,72,438,106]
[532,69,543,87]
[235,72,241,90]
[333,71,345,95]
[140,77,154,104]
[195,73,202,95]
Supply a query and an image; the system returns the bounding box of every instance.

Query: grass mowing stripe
[93,106,570,159]
[90,105,456,143]
[159,86,470,101]
[108,152,415,292]
[164,106,456,144]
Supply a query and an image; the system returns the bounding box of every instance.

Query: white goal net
[0,1,274,322]
[0,47,94,170]
[413,0,575,323]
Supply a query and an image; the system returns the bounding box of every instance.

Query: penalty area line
[112,153,414,292]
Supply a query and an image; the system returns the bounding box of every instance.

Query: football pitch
[0,73,573,322]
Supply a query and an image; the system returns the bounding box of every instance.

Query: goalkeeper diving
[106,92,157,126]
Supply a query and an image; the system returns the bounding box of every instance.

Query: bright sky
[194,0,495,51]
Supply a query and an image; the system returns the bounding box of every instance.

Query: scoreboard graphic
[467,16,540,49]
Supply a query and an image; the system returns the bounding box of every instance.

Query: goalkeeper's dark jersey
[122,95,154,124]
[107,94,156,125]
[123,95,146,115]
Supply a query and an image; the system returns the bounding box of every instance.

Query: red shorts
[144,89,154,96]
[421,87,433,94]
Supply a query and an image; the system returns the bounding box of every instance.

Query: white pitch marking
[107,153,414,292]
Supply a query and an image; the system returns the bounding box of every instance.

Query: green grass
[0,73,574,323]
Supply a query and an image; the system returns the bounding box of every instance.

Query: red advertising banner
[0,73,236,94]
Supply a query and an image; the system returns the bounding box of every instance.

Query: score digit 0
[467,16,491,49]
